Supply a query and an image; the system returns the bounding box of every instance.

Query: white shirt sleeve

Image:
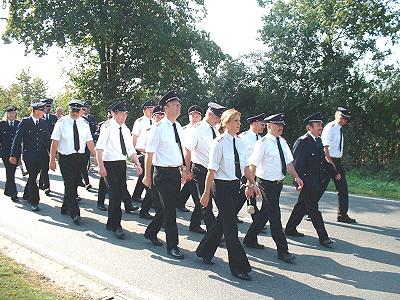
[208,140,222,171]
[51,120,61,141]
[282,138,294,164]
[95,123,109,151]
[131,119,142,136]
[248,139,265,167]
[85,123,93,142]
[321,125,333,146]
[124,127,135,157]
[184,127,198,151]
[145,125,159,153]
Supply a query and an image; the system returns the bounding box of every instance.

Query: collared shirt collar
[307,131,317,141]
[333,120,342,128]
[266,132,278,142]
[31,115,39,123]
[222,131,234,142]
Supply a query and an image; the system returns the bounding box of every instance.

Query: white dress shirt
[208,132,248,180]
[184,120,218,168]
[239,129,260,159]
[96,118,135,161]
[31,115,39,124]
[249,133,294,181]
[321,120,343,158]
[51,115,92,155]
[145,118,184,167]
[135,123,152,152]
[131,115,152,137]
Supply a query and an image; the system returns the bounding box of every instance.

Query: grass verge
[283,170,400,200]
[0,253,77,300]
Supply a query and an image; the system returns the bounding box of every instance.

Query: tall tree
[3,0,225,111]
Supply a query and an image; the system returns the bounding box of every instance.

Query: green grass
[0,253,75,300]
[283,170,400,200]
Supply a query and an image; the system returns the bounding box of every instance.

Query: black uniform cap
[159,91,180,107]
[264,113,285,125]
[247,113,266,124]
[304,112,323,124]
[337,107,351,119]
[5,106,17,112]
[31,102,46,111]
[188,105,203,116]
[84,100,92,107]
[141,99,156,109]
[152,105,164,115]
[111,101,128,112]
[208,102,226,117]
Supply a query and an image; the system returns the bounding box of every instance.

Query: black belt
[58,152,84,157]
[193,163,207,173]
[154,166,180,170]
[260,178,283,184]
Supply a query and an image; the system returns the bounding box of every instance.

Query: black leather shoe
[44,189,51,196]
[22,171,29,176]
[11,196,20,203]
[167,247,184,259]
[125,204,139,214]
[305,215,312,221]
[139,211,154,220]
[114,228,125,239]
[76,196,82,202]
[177,206,190,212]
[85,184,92,191]
[144,234,163,246]
[131,197,142,203]
[243,241,265,249]
[38,185,45,190]
[278,252,296,263]
[202,258,214,265]
[31,204,39,211]
[97,204,108,211]
[189,226,206,234]
[285,230,305,237]
[337,215,357,223]
[106,225,114,231]
[233,273,252,281]
[72,216,81,225]
[320,238,335,248]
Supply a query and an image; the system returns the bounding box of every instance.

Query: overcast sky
[0,0,268,95]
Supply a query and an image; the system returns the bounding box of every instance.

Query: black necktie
[211,126,216,139]
[276,137,287,176]
[35,120,39,126]
[339,127,343,151]
[149,119,152,125]
[233,138,241,179]
[10,121,13,127]
[73,120,80,152]
[256,134,259,141]
[172,123,185,166]
[119,127,127,156]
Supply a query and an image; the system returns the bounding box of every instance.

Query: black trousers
[196,179,251,276]
[59,153,84,219]
[189,163,216,230]
[237,177,260,221]
[80,147,91,185]
[131,155,146,201]
[285,184,329,241]
[98,176,107,206]
[104,160,128,231]
[38,156,50,189]
[23,157,47,205]
[176,180,191,208]
[97,175,132,207]
[244,180,288,254]
[2,157,18,198]
[145,166,181,251]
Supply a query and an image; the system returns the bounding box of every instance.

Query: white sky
[0,0,268,95]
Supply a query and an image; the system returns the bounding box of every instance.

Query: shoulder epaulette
[145,127,151,131]
[300,133,308,140]
[103,120,111,128]
[216,136,224,142]
[182,125,188,130]
[330,123,335,128]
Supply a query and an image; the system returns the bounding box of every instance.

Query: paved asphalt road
[0,162,399,300]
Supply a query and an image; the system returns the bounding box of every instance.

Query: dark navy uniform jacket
[293,133,338,190]
[43,113,58,134]
[83,114,97,138]
[10,117,51,161]
[0,120,20,158]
